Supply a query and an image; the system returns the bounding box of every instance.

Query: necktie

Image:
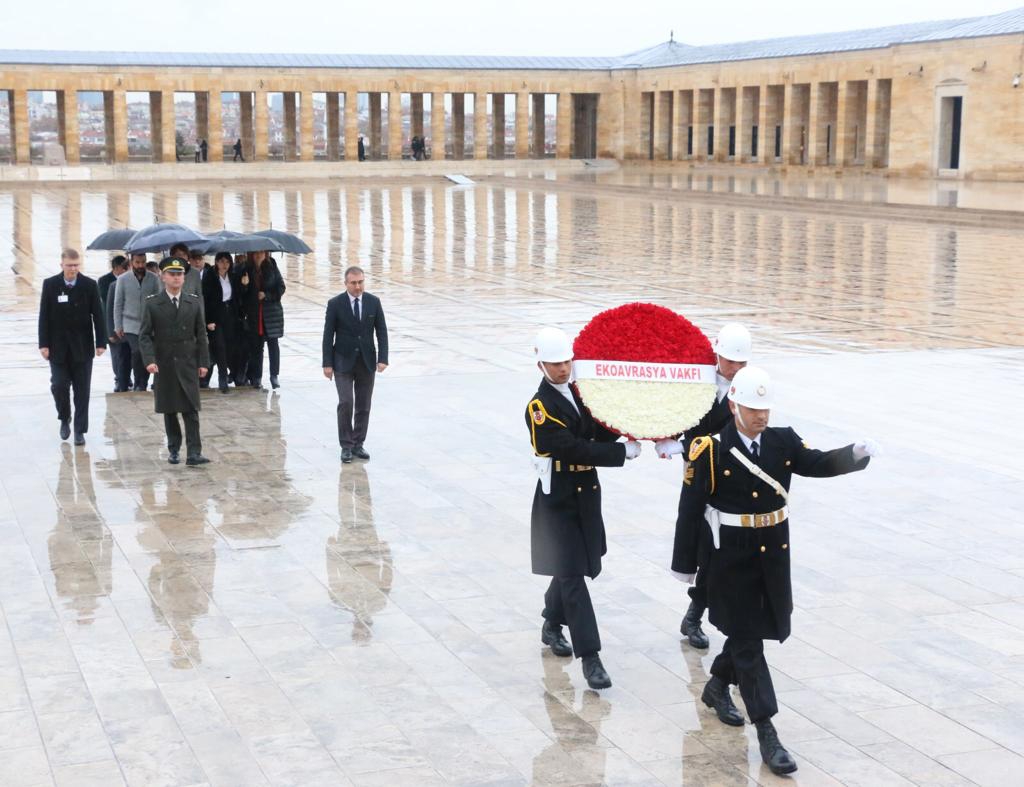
[751,441,759,459]
[353,297,360,322]
[172,297,178,309]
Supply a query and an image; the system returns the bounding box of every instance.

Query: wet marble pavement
[0,173,1023,786]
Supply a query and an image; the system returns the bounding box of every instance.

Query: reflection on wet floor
[0,173,1022,785]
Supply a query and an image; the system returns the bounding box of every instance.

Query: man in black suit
[322,266,388,463]
[99,255,131,392]
[38,248,107,445]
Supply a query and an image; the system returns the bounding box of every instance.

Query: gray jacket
[114,269,163,334]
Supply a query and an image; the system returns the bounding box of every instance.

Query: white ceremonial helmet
[533,327,574,363]
[714,322,752,362]
[727,365,774,409]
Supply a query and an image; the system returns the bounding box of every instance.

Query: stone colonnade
[0,84,593,165]
[641,79,893,168]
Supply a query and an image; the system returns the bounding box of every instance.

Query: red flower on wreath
[573,303,715,364]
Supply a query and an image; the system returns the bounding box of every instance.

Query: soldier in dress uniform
[656,323,752,648]
[671,366,879,775]
[139,258,211,466]
[526,327,641,690]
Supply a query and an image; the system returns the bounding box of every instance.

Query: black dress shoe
[73,433,85,446]
[341,447,353,463]
[681,600,710,649]
[59,420,70,440]
[541,620,573,657]
[270,375,280,389]
[219,386,229,394]
[581,654,612,689]
[168,450,180,465]
[701,676,745,726]
[351,445,370,460]
[186,455,210,466]
[756,719,798,775]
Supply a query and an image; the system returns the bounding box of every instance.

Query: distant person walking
[38,248,107,445]
[357,136,366,161]
[200,139,208,162]
[233,138,244,162]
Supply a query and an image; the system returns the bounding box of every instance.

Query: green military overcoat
[139,291,210,414]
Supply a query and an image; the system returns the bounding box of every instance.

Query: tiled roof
[1,7,1023,71]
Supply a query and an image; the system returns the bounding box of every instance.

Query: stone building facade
[2,7,1024,179]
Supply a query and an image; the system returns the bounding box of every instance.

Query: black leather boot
[756,719,798,775]
[680,600,709,649]
[701,676,744,726]
[581,654,611,689]
[541,620,572,657]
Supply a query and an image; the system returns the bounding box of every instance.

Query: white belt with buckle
[718,506,789,529]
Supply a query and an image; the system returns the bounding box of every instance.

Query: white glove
[623,440,642,460]
[853,438,883,460]
[655,438,684,459]
[672,571,696,585]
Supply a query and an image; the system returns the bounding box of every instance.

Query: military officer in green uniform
[526,327,641,690]
[672,366,879,775]
[140,258,211,466]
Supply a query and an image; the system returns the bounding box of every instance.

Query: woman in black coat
[237,249,286,389]
[202,252,241,392]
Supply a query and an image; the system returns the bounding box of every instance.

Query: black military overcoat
[526,379,626,579]
[139,291,210,414]
[672,421,868,641]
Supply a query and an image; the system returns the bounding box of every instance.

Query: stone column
[556,93,572,158]
[451,93,465,159]
[670,90,681,160]
[864,79,879,169]
[369,92,382,159]
[58,90,80,165]
[326,92,340,160]
[283,92,297,161]
[757,84,771,163]
[782,83,800,165]
[195,91,210,155]
[254,90,269,161]
[411,93,424,139]
[10,89,29,164]
[806,83,824,167]
[737,86,755,162]
[694,88,710,161]
[492,93,505,158]
[388,90,402,160]
[651,91,664,159]
[713,88,729,162]
[207,90,223,162]
[834,81,852,167]
[240,91,255,161]
[515,91,529,158]
[110,90,129,164]
[431,91,446,160]
[300,89,314,161]
[532,93,546,157]
[676,90,693,159]
[344,90,358,161]
[159,90,176,163]
[474,93,488,159]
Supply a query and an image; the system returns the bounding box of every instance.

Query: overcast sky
[2,1,1019,56]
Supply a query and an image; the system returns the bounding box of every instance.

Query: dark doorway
[939,95,963,170]
[752,125,758,158]
[707,125,714,157]
[728,125,735,157]
[572,93,599,158]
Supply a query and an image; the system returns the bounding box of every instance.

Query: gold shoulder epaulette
[689,435,712,461]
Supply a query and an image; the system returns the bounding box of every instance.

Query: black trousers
[164,411,201,456]
[710,637,778,723]
[124,333,150,391]
[687,521,712,610]
[247,334,280,384]
[543,576,600,658]
[334,360,375,449]
[207,318,235,388]
[49,357,93,434]
[109,340,133,390]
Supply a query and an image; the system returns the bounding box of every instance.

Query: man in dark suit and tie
[322,266,388,463]
[38,248,107,445]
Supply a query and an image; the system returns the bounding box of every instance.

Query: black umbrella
[194,230,284,255]
[86,228,138,251]
[252,229,313,254]
[124,223,208,254]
